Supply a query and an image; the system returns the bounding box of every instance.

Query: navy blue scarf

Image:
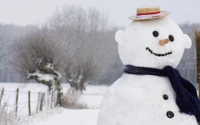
[124,65,200,122]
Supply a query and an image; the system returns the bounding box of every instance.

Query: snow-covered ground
[0,83,48,115]
[25,108,99,125]
[0,83,109,125]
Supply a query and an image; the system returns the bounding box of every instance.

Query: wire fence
[0,87,58,116]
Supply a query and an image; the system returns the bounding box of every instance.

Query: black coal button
[166,111,174,118]
[163,94,169,100]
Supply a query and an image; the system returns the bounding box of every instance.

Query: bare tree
[0,24,12,82]
[0,25,5,80]
[12,28,63,106]
[49,5,113,92]
[0,24,35,82]
[0,25,5,60]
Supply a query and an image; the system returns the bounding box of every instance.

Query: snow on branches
[27,58,61,91]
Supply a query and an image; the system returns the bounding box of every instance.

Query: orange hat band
[137,11,160,16]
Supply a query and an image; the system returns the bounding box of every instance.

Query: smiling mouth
[146,47,172,57]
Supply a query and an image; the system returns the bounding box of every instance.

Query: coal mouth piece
[146,47,172,57]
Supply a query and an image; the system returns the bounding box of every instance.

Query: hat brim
[129,11,169,21]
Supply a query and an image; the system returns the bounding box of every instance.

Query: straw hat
[129,6,169,21]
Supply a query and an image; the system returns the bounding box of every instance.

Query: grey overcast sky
[0,0,200,27]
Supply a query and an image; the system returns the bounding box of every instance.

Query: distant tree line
[0,5,119,91]
[0,5,198,89]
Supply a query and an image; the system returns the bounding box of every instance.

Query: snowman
[97,7,200,125]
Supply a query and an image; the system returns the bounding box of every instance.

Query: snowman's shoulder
[114,74,170,89]
[101,77,150,103]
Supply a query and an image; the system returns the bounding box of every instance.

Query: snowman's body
[98,74,198,125]
[97,9,198,125]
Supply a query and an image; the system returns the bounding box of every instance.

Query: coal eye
[168,35,174,42]
[152,31,159,37]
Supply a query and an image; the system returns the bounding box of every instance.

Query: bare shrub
[62,88,87,109]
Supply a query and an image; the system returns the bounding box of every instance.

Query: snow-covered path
[29,108,99,125]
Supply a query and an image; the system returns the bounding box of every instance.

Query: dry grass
[0,104,21,125]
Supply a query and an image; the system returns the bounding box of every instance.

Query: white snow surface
[27,108,99,125]
[0,83,108,125]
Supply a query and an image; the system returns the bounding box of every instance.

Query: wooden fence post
[15,88,19,116]
[51,91,53,109]
[195,30,200,98]
[36,92,40,113]
[28,91,31,116]
[47,91,49,109]
[40,93,45,111]
[53,91,57,107]
[0,87,4,104]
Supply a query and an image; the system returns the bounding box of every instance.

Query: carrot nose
[159,39,169,46]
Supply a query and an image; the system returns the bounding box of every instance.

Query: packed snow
[28,108,99,125]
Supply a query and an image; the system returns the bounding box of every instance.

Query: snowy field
[0,83,109,125]
[25,108,99,125]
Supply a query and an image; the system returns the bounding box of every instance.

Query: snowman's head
[115,16,192,69]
